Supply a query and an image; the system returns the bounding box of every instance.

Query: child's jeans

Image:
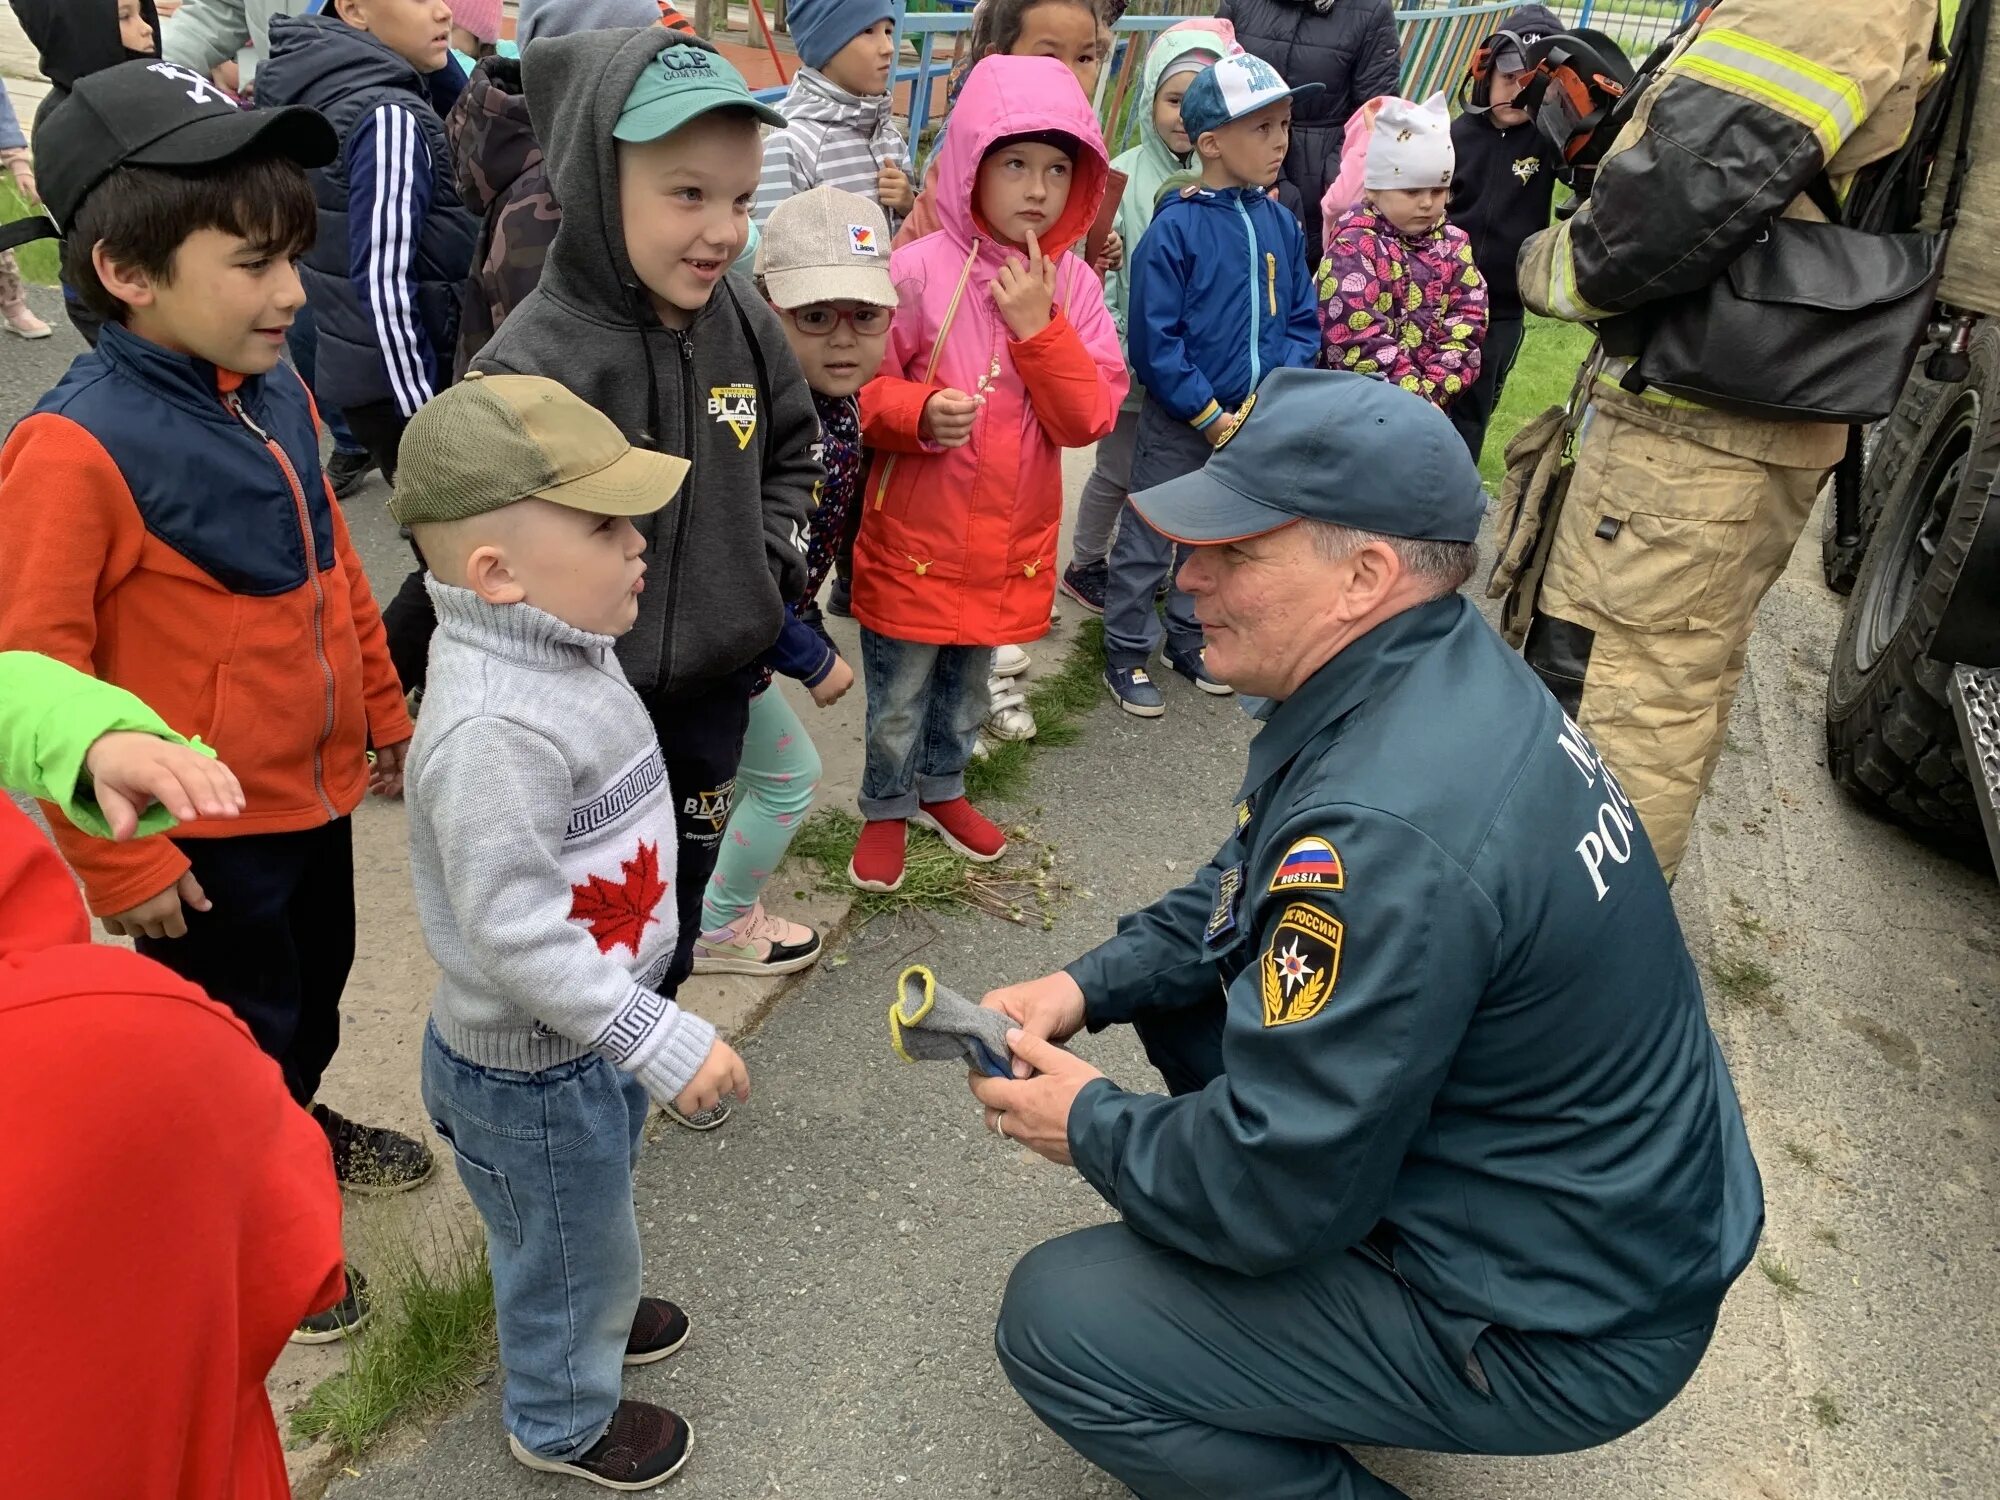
[858,627,991,820]
[702,685,822,933]
[1070,405,1140,570]
[420,1026,650,1462]
[1103,399,1209,671]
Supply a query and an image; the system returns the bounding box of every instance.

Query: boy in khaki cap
[397,373,748,1490]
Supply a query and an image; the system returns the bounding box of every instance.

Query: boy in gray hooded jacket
[472,29,819,1037]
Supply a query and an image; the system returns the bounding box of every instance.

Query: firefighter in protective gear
[1510,0,1948,877]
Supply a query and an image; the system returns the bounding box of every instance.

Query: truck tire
[1824,330,1999,847]
[1821,365,1947,595]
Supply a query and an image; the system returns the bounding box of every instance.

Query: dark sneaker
[1058,559,1107,614]
[293,1265,372,1344]
[509,1400,693,1491]
[325,448,373,500]
[827,575,853,618]
[659,1097,732,1132]
[625,1297,691,1366]
[313,1104,435,1193]
[1166,644,1233,696]
[1106,664,1165,718]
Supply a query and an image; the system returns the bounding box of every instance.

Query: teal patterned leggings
[702,687,823,933]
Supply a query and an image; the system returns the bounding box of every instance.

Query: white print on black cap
[147,61,240,109]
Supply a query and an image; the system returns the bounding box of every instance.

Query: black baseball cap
[35,58,336,229]
[1130,368,1487,546]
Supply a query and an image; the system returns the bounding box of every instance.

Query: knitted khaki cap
[390,374,690,525]
[755,184,898,310]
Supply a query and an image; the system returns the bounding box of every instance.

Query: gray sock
[889,966,1015,1078]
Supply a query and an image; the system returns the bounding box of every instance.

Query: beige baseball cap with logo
[390,374,690,525]
[754,184,900,310]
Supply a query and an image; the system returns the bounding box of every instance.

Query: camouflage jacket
[447,54,554,380]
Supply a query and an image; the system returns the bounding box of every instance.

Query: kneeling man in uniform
[970,368,1764,1500]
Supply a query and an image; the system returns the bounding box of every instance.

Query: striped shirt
[753,67,908,231]
[346,102,441,419]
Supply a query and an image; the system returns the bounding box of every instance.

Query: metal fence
[753,1,1636,155]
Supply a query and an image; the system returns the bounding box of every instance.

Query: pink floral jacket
[1315,206,1488,409]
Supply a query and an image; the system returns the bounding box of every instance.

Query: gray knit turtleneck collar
[424,575,618,670]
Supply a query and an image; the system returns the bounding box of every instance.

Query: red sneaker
[849,818,908,891]
[914,797,1007,863]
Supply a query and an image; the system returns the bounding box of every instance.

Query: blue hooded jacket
[1127,185,1320,430]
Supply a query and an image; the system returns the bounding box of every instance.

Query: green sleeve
[0,652,211,839]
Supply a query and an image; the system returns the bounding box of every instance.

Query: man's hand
[809,653,855,707]
[979,969,1086,1077]
[920,388,980,447]
[674,1038,751,1119]
[83,732,245,839]
[968,1031,1105,1166]
[991,230,1057,341]
[369,737,411,798]
[101,870,211,941]
[1092,228,1124,274]
[877,162,915,216]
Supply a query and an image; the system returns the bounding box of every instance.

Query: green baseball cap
[614,44,785,143]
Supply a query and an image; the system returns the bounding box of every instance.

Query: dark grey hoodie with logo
[469,26,817,698]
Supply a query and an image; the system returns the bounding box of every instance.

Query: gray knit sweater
[406,580,716,1102]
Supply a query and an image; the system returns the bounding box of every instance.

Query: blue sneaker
[1105,664,1166,718]
[1166,644,1233,696]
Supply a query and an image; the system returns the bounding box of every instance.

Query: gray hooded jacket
[470,26,817,696]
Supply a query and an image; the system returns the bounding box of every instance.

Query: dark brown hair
[64,151,318,324]
[966,0,1104,69]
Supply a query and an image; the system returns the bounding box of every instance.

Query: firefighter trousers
[1511,400,1829,878]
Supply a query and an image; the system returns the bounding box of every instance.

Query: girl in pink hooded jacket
[849,53,1126,892]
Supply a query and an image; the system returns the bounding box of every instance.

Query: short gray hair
[1302,521,1479,598]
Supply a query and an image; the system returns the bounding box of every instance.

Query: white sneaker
[993,643,1030,678]
[4,306,50,340]
[985,675,1037,741]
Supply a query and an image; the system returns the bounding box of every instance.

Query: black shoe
[325,449,374,500]
[1058,559,1108,614]
[827,575,853,618]
[293,1265,373,1344]
[510,1400,693,1490]
[625,1297,691,1365]
[313,1104,435,1193]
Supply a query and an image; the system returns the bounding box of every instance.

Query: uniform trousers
[1510,393,1832,877]
[995,997,1717,1499]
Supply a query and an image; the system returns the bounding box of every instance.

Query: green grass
[290,1229,497,1459]
[0,175,59,287]
[1809,1389,1844,1430]
[789,806,1067,927]
[1781,1140,1822,1172]
[1759,1255,1810,1301]
[1709,947,1784,1014]
[1478,316,1596,492]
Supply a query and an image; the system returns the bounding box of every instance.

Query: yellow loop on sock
[888,964,938,1064]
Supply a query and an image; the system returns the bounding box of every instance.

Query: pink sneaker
[4,306,51,340]
[691,899,822,977]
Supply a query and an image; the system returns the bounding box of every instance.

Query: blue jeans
[858,627,991,820]
[420,1026,650,1460]
[1104,398,1208,670]
[285,304,364,457]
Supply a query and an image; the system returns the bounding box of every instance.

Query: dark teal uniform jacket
[1064,594,1764,1339]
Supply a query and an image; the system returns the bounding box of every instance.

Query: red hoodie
[0,803,345,1500]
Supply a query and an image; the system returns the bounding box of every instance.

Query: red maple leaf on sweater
[568,841,667,956]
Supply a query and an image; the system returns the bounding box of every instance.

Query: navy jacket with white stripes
[260,13,478,419]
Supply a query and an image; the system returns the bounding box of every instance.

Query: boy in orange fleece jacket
[0,61,432,1271]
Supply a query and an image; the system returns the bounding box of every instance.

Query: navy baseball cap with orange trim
[1129,368,1487,545]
